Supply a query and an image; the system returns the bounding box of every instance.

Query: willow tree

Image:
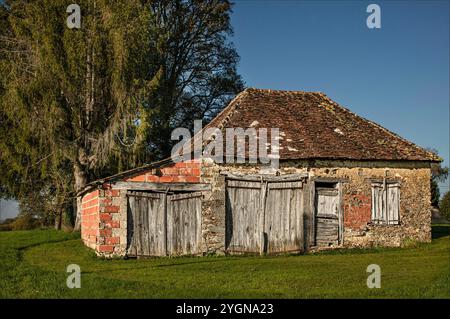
[0,0,159,229]
[0,0,243,230]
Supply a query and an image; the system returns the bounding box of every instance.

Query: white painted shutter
[387,184,400,225]
[371,182,400,225]
[371,184,384,224]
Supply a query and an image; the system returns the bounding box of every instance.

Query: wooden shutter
[371,182,400,225]
[371,183,384,224]
[386,184,400,225]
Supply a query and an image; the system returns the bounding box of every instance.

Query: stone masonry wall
[311,162,431,247]
[200,158,226,254]
[201,159,432,252]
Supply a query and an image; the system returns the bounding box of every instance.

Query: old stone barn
[79,88,440,257]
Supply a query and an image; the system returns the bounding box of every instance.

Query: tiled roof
[203,88,440,162]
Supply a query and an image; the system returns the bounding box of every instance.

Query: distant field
[0,225,449,298]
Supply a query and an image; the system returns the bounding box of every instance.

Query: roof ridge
[176,89,251,154]
[203,88,250,131]
[246,87,319,94]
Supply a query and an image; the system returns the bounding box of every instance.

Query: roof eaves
[77,157,174,196]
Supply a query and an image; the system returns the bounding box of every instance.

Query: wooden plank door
[167,192,202,256]
[314,187,340,246]
[264,181,304,253]
[127,191,166,257]
[225,179,262,253]
[225,178,305,254]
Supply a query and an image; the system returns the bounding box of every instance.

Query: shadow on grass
[80,257,242,274]
[432,224,450,239]
[153,256,247,268]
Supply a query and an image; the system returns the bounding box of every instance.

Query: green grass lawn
[0,225,449,298]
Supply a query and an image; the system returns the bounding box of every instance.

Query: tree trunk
[55,211,62,230]
[73,7,94,232]
[73,162,87,231]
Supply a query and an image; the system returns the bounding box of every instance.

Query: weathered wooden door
[225,176,305,254]
[127,191,166,256]
[127,191,202,257]
[167,192,202,256]
[264,181,304,253]
[314,187,340,246]
[225,179,263,253]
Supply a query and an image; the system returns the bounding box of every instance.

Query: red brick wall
[81,160,202,256]
[124,160,201,183]
[344,194,372,230]
[97,189,122,253]
[81,190,100,248]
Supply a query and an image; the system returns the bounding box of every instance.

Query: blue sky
[0,199,18,221]
[231,0,449,193]
[0,1,448,220]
